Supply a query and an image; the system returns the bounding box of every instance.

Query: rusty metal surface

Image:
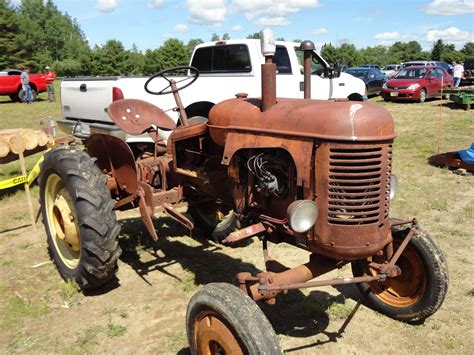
[86,134,138,195]
[107,98,176,135]
[261,61,277,112]
[303,49,312,99]
[208,98,395,146]
[163,203,194,230]
[311,142,393,260]
[221,222,266,244]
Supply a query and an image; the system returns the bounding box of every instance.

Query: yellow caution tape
[0,148,51,190]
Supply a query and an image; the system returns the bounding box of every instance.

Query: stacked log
[0,129,53,157]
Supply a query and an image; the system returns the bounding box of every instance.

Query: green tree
[246,32,260,39]
[211,33,220,41]
[222,33,230,40]
[186,38,204,55]
[144,39,188,75]
[431,39,444,60]
[461,42,474,57]
[0,2,23,68]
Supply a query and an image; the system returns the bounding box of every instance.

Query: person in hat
[44,66,56,102]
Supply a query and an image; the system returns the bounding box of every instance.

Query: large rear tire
[352,224,448,323]
[40,147,121,290]
[186,283,281,354]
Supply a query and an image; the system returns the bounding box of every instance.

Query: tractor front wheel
[352,224,448,323]
[40,147,121,289]
[186,283,281,354]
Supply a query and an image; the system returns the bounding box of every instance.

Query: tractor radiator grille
[326,144,392,225]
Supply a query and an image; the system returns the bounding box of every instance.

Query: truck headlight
[390,175,398,200]
[287,200,318,233]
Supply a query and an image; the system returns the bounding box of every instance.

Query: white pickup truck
[59,39,366,141]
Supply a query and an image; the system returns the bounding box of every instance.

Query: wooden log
[9,134,25,154]
[21,130,38,150]
[0,141,9,158]
[37,131,49,146]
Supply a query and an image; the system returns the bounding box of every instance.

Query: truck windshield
[191,44,251,73]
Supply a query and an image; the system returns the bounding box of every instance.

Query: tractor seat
[107,99,176,136]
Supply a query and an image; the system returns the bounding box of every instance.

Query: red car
[0,69,47,102]
[381,66,453,103]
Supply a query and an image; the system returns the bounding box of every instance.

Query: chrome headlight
[287,200,318,233]
[390,175,398,200]
[382,82,387,89]
[407,83,420,91]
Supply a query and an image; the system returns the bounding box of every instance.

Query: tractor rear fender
[221,131,314,187]
[85,134,138,195]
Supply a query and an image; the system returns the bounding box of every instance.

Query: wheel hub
[195,313,243,355]
[52,188,80,251]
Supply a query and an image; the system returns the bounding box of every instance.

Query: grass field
[0,87,473,353]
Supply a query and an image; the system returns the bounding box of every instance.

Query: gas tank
[208,98,396,146]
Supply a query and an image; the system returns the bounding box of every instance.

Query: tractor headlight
[390,175,398,200]
[287,200,318,233]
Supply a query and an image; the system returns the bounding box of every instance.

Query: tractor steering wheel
[144,66,199,95]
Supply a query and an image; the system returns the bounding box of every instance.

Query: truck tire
[186,283,282,355]
[39,147,121,290]
[352,224,448,324]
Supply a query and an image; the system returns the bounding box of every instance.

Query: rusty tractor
[39,30,448,354]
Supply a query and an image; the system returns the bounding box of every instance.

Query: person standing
[20,68,33,103]
[44,66,56,102]
[452,61,464,87]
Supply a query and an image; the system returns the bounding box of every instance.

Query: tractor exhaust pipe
[260,29,277,112]
[299,40,315,99]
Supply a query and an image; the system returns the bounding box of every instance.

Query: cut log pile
[0,128,53,157]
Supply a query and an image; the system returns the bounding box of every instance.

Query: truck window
[274,46,292,74]
[191,44,251,73]
[295,48,325,75]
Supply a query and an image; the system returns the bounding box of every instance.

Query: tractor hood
[208,98,395,146]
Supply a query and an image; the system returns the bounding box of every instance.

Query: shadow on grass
[118,214,363,353]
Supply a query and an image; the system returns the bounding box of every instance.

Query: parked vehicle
[345,67,386,96]
[0,69,47,102]
[361,64,381,69]
[381,65,454,102]
[59,39,366,141]
[40,32,448,353]
[381,64,401,78]
[435,61,453,75]
[401,61,437,68]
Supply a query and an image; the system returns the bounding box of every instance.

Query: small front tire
[186,283,281,354]
[352,224,448,323]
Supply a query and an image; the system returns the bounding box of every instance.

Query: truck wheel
[352,225,448,323]
[186,283,282,355]
[188,202,239,243]
[40,147,121,290]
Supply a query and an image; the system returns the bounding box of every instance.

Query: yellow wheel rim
[45,173,81,269]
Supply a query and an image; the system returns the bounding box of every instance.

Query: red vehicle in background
[0,69,47,102]
[381,65,453,103]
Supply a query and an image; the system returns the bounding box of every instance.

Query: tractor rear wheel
[352,224,448,323]
[40,147,121,289]
[186,283,281,355]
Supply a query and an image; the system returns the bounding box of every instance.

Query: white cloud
[426,26,473,42]
[174,24,189,32]
[147,0,165,8]
[310,28,328,35]
[232,24,243,31]
[425,0,474,15]
[234,0,319,26]
[187,0,227,26]
[255,16,291,26]
[162,33,172,38]
[374,31,400,40]
[96,0,117,13]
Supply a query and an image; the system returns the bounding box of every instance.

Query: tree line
[1,1,473,77]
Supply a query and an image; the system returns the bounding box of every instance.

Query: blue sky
[9,0,474,51]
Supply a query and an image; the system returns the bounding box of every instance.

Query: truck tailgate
[61,77,118,122]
